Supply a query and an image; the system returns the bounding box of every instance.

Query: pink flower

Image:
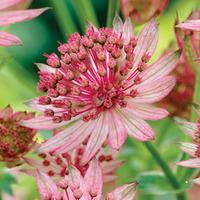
[22,16,179,164]
[119,0,169,24]
[0,0,48,46]
[0,105,36,166]
[24,158,138,200]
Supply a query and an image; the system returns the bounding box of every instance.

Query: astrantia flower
[22,16,179,164]
[24,159,137,200]
[0,105,36,166]
[177,105,200,183]
[119,0,169,24]
[0,0,48,46]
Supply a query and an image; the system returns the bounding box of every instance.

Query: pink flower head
[119,0,169,24]
[0,0,48,46]
[0,105,36,166]
[22,16,179,164]
[177,105,200,183]
[24,158,138,200]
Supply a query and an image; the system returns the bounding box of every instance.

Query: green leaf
[0,173,17,195]
[139,171,191,195]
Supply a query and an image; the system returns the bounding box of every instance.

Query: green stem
[106,0,118,27]
[144,141,187,200]
[79,0,99,27]
[50,0,77,36]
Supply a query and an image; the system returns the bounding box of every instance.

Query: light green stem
[106,0,118,27]
[144,142,187,200]
[50,0,77,36]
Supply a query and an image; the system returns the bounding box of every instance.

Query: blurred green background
[0,0,200,199]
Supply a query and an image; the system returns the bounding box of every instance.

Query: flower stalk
[144,141,187,200]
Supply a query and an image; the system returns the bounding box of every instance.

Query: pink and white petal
[176,20,200,31]
[131,76,176,104]
[107,110,127,150]
[113,15,123,36]
[139,51,180,82]
[20,115,71,130]
[179,142,198,157]
[36,171,61,200]
[24,97,65,112]
[81,113,109,165]
[0,0,23,10]
[35,63,56,73]
[0,30,21,46]
[177,158,200,168]
[123,18,134,44]
[47,121,96,153]
[68,166,83,190]
[84,159,103,200]
[128,19,159,76]
[107,182,138,200]
[39,120,94,154]
[0,0,32,10]
[23,157,61,173]
[0,7,49,26]
[126,101,169,120]
[176,119,198,138]
[193,177,200,185]
[66,188,76,200]
[116,108,155,141]
[101,160,122,174]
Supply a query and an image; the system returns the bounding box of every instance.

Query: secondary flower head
[0,105,36,165]
[119,0,169,24]
[24,158,137,200]
[160,11,200,119]
[0,0,48,46]
[177,105,200,183]
[22,16,179,164]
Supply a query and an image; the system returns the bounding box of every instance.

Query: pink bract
[176,19,200,31]
[22,16,179,164]
[0,0,48,46]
